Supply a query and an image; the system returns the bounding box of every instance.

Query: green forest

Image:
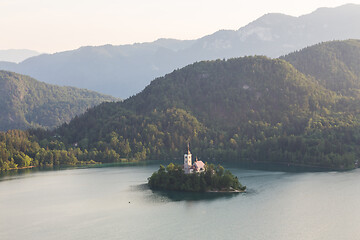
[1,40,360,171]
[0,130,101,171]
[283,39,360,94]
[0,71,117,131]
[148,163,246,192]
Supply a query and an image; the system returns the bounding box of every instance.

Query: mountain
[41,40,360,170]
[3,40,360,170]
[282,39,360,94]
[0,71,118,131]
[123,57,333,129]
[0,49,41,63]
[54,56,336,149]
[1,4,360,98]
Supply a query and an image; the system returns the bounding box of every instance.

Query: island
[148,145,246,192]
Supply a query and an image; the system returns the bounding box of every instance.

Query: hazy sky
[1,0,359,53]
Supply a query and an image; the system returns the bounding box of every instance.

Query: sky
[1,0,359,53]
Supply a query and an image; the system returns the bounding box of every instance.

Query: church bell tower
[184,143,192,174]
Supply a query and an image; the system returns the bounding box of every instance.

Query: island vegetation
[148,163,246,192]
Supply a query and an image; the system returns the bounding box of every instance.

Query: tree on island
[148,163,246,192]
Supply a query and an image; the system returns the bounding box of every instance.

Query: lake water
[1,163,360,240]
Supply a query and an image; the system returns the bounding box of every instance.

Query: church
[184,144,205,174]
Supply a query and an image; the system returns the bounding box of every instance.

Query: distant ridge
[1,4,360,98]
[0,49,41,63]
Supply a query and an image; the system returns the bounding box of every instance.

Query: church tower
[184,143,192,174]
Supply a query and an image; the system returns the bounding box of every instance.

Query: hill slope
[125,57,334,129]
[1,4,360,98]
[0,71,117,131]
[50,53,359,170]
[283,39,360,94]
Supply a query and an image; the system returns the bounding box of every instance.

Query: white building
[184,144,192,174]
[184,144,205,174]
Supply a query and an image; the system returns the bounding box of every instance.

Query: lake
[1,163,360,240]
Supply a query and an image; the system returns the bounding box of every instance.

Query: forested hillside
[50,54,360,170]
[2,40,360,171]
[283,39,360,94]
[124,57,335,129]
[0,71,117,131]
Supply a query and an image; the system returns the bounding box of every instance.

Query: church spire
[184,142,192,174]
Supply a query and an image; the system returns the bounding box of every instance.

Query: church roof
[194,161,205,169]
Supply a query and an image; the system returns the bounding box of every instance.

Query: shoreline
[7,166,35,171]
[207,189,245,193]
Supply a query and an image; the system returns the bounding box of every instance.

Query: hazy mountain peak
[300,3,360,20]
[197,30,236,50]
[238,26,275,42]
[312,3,360,12]
[0,49,41,63]
[250,13,296,26]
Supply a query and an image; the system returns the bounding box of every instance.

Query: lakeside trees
[0,130,100,171]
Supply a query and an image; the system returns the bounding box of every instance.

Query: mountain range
[1,4,360,98]
[0,71,117,131]
[35,39,359,170]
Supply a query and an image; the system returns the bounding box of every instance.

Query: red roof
[194,161,205,170]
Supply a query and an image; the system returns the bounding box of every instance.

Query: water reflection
[0,161,158,182]
[134,183,242,202]
[2,164,360,240]
[0,167,43,182]
[154,190,242,202]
